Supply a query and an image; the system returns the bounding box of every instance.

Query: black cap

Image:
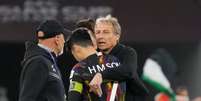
[36,20,70,40]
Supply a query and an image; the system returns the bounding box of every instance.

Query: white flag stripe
[143,58,170,89]
[110,83,118,101]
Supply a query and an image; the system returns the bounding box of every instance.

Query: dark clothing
[101,43,149,101]
[68,53,126,101]
[19,41,65,101]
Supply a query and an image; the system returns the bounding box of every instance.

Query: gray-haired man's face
[95,22,119,53]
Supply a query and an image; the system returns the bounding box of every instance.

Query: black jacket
[19,41,65,101]
[101,43,149,101]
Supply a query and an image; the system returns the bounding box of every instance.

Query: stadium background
[0,0,201,100]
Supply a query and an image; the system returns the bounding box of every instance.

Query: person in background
[75,18,97,49]
[176,86,189,101]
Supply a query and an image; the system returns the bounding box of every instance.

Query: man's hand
[89,73,103,97]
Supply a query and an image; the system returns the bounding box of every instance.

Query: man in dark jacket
[19,20,67,101]
[89,15,149,101]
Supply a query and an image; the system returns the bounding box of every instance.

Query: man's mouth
[98,42,106,46]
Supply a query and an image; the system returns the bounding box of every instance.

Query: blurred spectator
[0,86,8,101]
[175,86,189,101]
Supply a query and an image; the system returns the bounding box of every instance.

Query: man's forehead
[95,22,114,30]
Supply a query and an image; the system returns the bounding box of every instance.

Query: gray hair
[96,15,121,36]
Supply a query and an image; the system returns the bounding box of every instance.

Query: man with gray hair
[89,15,148,101]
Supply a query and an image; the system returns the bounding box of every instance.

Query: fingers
[89,85,102,97]
[97,85,103,97]
[89,73,103,97]
[90,73,103,84]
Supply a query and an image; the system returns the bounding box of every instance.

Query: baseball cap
[36,20,71,40]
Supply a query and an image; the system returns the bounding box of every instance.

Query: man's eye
[103,31,110,34]
[95,31,100,34]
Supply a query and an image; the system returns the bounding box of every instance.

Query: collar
[108,43,122,55]
[38,43,58,60]
[96,52,103,56]
[38,43,53,53]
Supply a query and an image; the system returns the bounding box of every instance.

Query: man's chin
[98,48,109,52]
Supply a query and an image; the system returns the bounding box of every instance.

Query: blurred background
[0,0,201,101]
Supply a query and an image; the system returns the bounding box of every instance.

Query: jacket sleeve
[19,58,49,101]
[101,48,149,95]
[67,68,83,101]
[101,48,137,82]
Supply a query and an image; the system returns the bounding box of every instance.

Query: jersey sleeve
[67,65,84,101]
